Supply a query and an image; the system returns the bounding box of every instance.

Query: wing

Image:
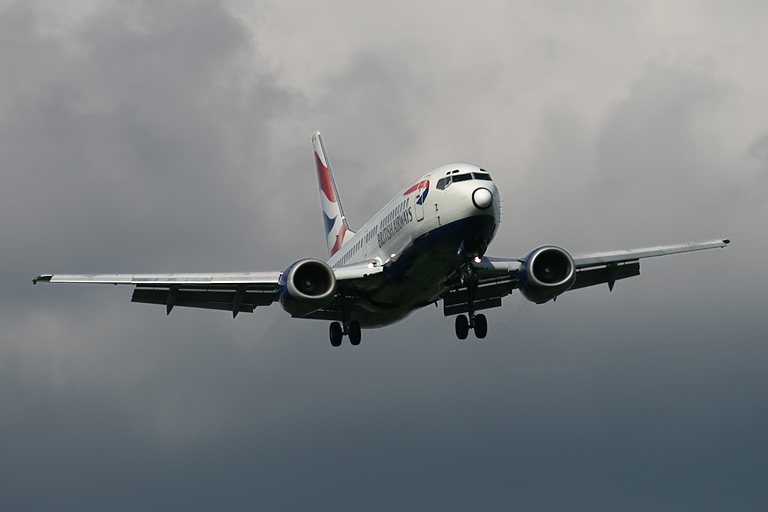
[32,262,385,318]
[570,239,731,268]
[33,272,282,317]
[442,239,730,316]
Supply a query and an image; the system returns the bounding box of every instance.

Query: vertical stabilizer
[312,132,355,257]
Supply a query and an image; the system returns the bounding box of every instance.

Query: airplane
[33,132,730,346]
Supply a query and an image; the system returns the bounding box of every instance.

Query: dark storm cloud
[2,1,768,511]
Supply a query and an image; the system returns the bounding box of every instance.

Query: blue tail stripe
[323,211,336,236]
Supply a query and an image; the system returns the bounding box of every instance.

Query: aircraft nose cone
[472,187,493,210]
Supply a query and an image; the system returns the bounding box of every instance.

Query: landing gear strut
[454,263,488,340]
[329,320,362,347]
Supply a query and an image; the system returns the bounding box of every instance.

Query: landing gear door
[415,177,429,222]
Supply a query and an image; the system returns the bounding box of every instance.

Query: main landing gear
[329,320,361,347]
[455,312,488,340]
[453,261,488,340]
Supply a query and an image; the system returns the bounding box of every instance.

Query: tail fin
[312,132,355,257]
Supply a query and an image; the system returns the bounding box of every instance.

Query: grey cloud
[594,65,732,200]
[305,44,437,223]
[748,134,768,196]
[1,0,305,310]
[510,63,744,254]
[2,1,767,510]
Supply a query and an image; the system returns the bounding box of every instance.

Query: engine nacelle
[519,246,576,304]
[278,258,337,317]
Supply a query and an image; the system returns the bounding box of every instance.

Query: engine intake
[519,246,576,304]
[279,259,337,316]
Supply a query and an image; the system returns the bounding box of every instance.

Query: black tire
[349,321,362,346]
[329,322,343,347]
[474,314,488,339]
[455,315,469,340]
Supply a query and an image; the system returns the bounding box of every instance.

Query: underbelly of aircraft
[354,214,497,328]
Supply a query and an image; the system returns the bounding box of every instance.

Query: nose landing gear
[329,320,362,347]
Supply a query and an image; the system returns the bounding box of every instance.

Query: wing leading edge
[32,272,282,286]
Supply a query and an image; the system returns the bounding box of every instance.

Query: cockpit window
[439,171,492,187]
[452,173,472,182]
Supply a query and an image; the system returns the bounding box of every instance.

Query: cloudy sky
[2,0,767,509]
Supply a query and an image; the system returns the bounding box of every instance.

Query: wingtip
[723,238,731,245]
[32,274,52,285]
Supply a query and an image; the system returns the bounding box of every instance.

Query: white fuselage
[327,163,501,327]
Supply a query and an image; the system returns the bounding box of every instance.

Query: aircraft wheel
[455,315,469,340]
[474,314,488,339]
[329,322,343,347]
[348,321,362,346]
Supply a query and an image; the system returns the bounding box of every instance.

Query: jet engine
[519,246,576,304]
[279,259,337,316]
